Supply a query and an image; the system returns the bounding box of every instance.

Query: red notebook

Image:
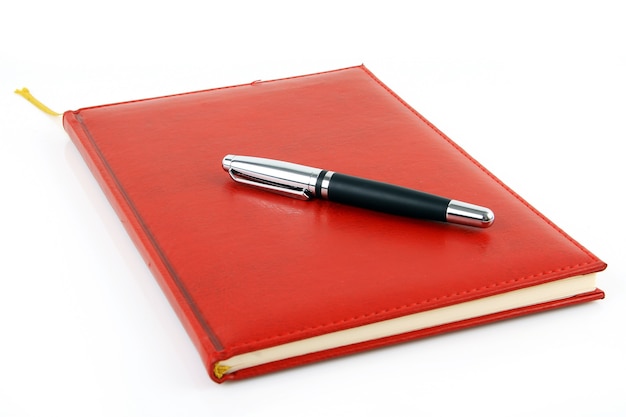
[62,65,606,383]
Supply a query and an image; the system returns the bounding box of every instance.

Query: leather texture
[62,65,606,383]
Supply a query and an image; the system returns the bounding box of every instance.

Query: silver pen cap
[222,155,323,200]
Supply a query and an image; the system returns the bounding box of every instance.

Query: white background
[1,1,624,416]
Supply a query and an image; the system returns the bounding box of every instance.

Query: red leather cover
[62,65,606,383]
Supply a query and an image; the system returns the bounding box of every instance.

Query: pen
[222,155,495,228]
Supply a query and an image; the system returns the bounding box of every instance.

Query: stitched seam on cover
[227,261,596,352]
[70,66,364,112]
[360,66,601,263]
[224,65,602,354]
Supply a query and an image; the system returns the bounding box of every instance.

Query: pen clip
[227,169,313,200]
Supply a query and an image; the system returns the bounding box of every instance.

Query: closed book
[61,65,606,383]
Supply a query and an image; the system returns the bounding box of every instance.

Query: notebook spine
[62,111,222,380]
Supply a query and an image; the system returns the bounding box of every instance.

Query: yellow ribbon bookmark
[14,87,61,116]
[213,363,232,379]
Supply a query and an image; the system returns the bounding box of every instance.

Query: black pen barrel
[325,173,450,222]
